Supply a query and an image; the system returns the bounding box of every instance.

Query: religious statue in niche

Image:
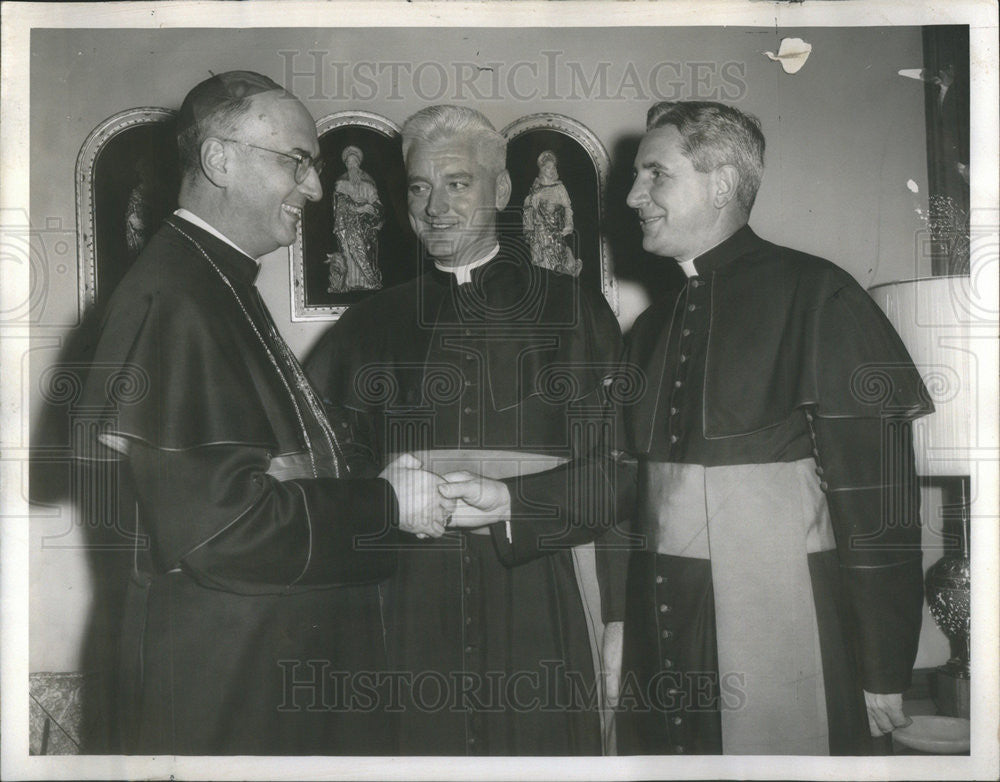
[522,150,581,277]
[124,157,160,262]
[326,146,384,292]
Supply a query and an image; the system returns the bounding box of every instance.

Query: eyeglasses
[220,138,324,183]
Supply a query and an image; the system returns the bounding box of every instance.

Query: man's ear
[495,170,512,210]
[713,164,740,209]
[200,138,231,187]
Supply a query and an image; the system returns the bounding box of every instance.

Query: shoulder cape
[79,221,300,455]
[627,230,932,450]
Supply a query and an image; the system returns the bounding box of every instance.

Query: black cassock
[79,217,400,755]
[307,244,625,755]
[616,226,932,755]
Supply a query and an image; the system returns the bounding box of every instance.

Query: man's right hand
[380,453,454,538]
[437,471,512,529]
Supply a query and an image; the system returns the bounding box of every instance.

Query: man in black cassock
[614,101,932,755]
[78,71,455,755]
[306,105,625,755]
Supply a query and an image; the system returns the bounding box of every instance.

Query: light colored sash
[405,448,567,478]
[644,457,835,755]
[265,451,315,481]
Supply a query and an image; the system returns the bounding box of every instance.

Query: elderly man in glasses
[78,71,454,755]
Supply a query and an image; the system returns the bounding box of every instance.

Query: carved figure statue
[327,146,384,292]
[125,157,158,261]
[522,150,581,276]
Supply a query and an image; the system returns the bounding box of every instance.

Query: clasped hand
[380,456,511,538]
[864,690,911,737]
[438,470,512,529]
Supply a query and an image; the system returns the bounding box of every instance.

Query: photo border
[2,3,996,781]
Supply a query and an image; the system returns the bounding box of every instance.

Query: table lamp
[869,275,971,719]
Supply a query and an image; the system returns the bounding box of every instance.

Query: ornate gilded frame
[75,107,177,315]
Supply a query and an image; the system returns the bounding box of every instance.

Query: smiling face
[224,90,322,258]
[405,137,509,267]
[626,125,721,261]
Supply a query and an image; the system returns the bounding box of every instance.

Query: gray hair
[176,70,286,181]
[401,105,507,175]
[646,101,765,215]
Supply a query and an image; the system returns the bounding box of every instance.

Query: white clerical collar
[435,244,501,285]
[677,259,698,278]
[174,208,257,262]
[676,235,730,278]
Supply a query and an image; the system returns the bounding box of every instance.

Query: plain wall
[28,26,948,674]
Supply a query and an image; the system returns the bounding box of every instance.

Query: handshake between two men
[379,453,512,538]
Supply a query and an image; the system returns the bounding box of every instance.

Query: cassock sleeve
[809,413,924,694]
[83,278,399,595]
[123,440,396,594]
[491,450,619,563]
[806,281,930,694]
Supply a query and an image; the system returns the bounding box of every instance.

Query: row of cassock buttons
[655,571,685,753]
[461,550,484,752]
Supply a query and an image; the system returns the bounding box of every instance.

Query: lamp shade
[868,275,972,476]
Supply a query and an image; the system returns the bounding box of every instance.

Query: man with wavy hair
[615,100,931,755]
[308,105,625,755]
